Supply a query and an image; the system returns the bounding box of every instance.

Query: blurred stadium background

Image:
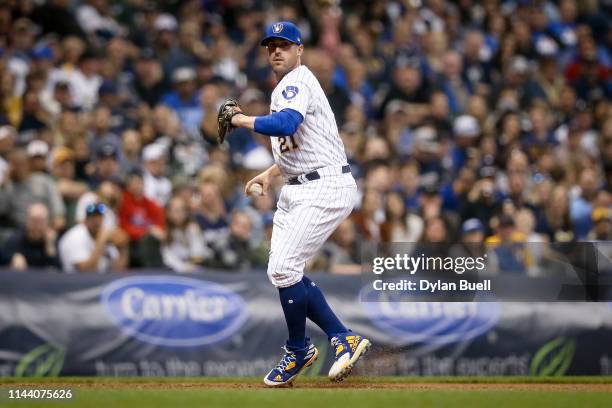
[0,0,611,391]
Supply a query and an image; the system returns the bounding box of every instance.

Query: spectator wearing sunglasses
[58,202,128,272]
[75,179,121,230]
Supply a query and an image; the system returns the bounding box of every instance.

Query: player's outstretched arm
[244,164,280,196]
[232,109,303,136]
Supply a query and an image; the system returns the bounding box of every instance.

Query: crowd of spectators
[0,0,610,275]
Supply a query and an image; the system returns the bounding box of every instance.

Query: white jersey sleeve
[273,81,311,117]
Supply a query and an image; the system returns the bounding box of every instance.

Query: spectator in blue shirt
[570,167,600,239]
[161,67,202,136]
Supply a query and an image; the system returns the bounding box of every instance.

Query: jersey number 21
[279,135,298,153]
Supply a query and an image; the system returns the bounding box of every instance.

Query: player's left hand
[217,98,242,144]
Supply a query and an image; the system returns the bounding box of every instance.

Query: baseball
[247,183,264,196]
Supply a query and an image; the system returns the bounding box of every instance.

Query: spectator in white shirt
[48,50,102,111]
[58,202,128,273]
[143,143,172,207]
[76,0,123,40]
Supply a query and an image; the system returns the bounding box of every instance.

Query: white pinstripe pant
[267,171,357,287]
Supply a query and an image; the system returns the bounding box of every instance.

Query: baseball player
[217,21,371,386]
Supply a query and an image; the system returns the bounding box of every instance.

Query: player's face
[266,39,302,75]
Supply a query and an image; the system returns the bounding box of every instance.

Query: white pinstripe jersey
[269,65,348,178]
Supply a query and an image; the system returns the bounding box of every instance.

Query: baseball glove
[217,98,242,144]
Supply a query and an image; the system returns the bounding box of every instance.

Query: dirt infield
[4,380,612,392]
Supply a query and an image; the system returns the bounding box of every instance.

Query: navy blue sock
[278,281,308,349]
[302,276,347,339]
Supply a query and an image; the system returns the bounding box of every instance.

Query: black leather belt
[288,165,351,185]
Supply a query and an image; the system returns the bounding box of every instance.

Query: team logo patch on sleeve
[282,86,299,100]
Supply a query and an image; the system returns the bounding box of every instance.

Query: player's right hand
[245,171,271,196]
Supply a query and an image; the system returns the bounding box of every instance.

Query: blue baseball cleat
[328,333,372,382]
[264,342,319,387]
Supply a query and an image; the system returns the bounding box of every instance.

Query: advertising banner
[0,270,611,377]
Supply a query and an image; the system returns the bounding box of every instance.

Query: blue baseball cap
[97,143,119,159]
[261,21,302,46]
[461,218,485,235]
[31,44,53,60]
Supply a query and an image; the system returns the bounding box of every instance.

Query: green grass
[2,389,611,408]
[0,377,611,408]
